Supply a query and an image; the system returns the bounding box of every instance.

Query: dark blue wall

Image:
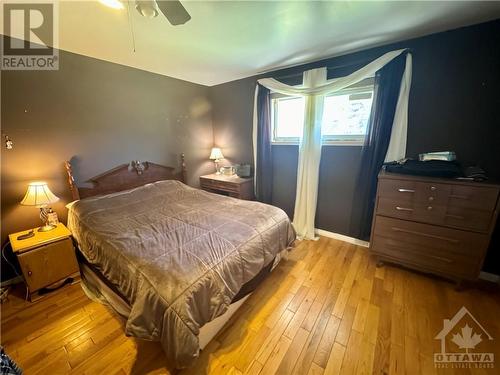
[210,19,500,274]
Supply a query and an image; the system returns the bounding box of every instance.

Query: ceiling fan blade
[156,0,191,25]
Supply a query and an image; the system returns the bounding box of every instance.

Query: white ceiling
[8,1,500,86]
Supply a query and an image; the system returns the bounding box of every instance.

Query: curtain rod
[271,49,411,81]
[270,56,373,81]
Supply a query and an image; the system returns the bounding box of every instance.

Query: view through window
[271,79,374,144]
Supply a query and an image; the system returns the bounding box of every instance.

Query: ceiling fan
[100,0,191,26]
[135,0,191,25]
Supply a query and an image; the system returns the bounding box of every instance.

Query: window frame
[271,95,304,144]
[270,79,374,146]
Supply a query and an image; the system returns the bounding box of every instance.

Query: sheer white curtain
[292,68,327,239]
[385,53,412,162]
[253,49,412,239]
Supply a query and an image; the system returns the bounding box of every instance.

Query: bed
[64,156,295,369]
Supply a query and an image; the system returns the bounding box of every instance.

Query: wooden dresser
[200,174,254,200]
[370,171,500,283]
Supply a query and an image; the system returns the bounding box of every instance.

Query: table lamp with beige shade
[209,147,224,174]
[20,182,60,232]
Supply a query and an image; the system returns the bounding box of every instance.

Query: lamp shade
[20,182,59,207]
[209,147,224,160]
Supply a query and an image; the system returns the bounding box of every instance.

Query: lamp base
[214,159,221,174]
[38,224,56,232]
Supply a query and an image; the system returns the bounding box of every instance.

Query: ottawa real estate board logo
[1,1,59,70]
[434,306,494,369]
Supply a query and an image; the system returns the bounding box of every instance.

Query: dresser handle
[446,214,464,220]
[450,194,470,200]
[430,186,437,191]
[428,196,434,201]
[383,243,454,263]
[427,206,433,211]
[391,227,459,243]
[396,206,413,212]
[398,188,415,193]
[422,254,454,263]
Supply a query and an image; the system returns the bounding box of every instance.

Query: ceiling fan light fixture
[99,0,124,10]
[135,0,159,19]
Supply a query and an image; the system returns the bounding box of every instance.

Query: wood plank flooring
[1,237,499,374]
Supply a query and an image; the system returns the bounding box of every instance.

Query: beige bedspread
[67,180,295,368]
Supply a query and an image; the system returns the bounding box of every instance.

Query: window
[272,96,304,142]
[271,79,374,145]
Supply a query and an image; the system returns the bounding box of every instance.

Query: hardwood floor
[1,237,499,374]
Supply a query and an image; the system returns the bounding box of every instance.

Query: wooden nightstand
[200,174,254,200]
[9,223,80,301]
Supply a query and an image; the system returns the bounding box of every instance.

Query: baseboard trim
[479,271,500,283]
[315,228,369,248]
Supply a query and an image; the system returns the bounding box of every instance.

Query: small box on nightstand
[8,223,80,301]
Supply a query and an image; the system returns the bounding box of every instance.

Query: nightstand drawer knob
[28,270,32,276]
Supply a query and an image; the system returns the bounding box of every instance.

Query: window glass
[271,79,374,145]
[273,96,304,141]
[322,90,373,141]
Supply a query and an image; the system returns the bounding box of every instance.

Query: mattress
[67,180,295,368]
[78,247,287,350]
[78,261,251,351]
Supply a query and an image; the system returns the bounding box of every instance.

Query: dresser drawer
[377,197,494,232]
[377,178,418,203]
[200,175,254,200]
[371,216,488,279]
[200,178,239,193]
[371,234,480,279]
[377,178,451,206]
[18,238,79,292]
[371,216,489,259]
[376,197,446,225]
[448,185,499,211]
[444,206,494,233]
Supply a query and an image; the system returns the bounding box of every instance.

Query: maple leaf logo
[451,324,482,353]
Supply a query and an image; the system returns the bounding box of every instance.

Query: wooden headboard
[64,154,187,201]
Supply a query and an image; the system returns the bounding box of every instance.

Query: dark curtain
[350,53,407,240]
[255,84,273,203]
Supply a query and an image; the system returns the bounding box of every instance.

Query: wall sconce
[4,135,13,150]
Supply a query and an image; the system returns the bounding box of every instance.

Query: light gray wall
[209,78,255,167]
[1,48,214,244]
